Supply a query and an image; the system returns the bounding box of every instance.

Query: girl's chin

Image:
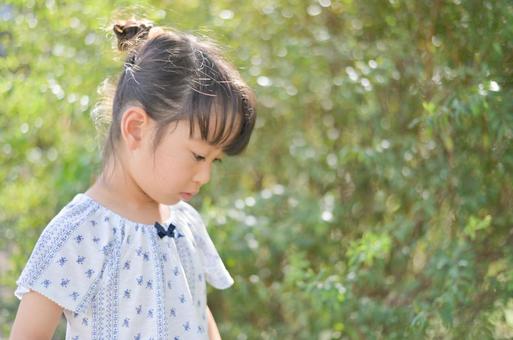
[155,192,194,205]
[155,194,181,206]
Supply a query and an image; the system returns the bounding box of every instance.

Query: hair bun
[113,20,153,51]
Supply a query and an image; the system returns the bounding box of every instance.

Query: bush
[1,1,512,338]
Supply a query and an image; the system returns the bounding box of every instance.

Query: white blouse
[15,193,234,340]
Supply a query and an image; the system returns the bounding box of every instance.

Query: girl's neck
[85,158,170,225]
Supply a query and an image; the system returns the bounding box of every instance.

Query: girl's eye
[193,152,206,161]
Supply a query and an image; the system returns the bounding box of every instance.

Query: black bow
[154,222,179,239]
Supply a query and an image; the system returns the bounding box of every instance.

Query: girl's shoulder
[47,193,110,224]
[15,194,119,313]
[36,193,119,248]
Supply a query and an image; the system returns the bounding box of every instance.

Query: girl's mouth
[180,192,195,201]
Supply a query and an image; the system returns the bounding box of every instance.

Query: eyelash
[193,152,206,161]
[192,152,222,163]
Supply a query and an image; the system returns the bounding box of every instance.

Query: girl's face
[130,118,224,205]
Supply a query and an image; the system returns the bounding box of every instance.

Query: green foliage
[1,0,513,338]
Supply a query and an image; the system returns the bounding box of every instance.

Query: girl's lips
[180,192,195,201]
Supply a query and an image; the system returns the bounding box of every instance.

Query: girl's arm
[9,290,63,340]
[207,305,222,340]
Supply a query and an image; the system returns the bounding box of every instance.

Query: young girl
[9,19,256,340]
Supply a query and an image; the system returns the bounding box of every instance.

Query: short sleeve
[176,202,234,290]
[15,197,115,313]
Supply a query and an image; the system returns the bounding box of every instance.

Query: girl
[9,19,256,340]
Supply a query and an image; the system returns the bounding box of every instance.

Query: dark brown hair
[98,19,256,165]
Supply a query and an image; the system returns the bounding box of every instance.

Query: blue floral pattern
[15,193,234,339]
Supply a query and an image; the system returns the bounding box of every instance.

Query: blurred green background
[1,0,512,339]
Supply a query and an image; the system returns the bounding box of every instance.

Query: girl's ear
[120,107,151,150]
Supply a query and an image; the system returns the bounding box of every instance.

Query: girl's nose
[193,162,211,186]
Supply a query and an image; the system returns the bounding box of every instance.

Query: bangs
[181,50,256,155]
